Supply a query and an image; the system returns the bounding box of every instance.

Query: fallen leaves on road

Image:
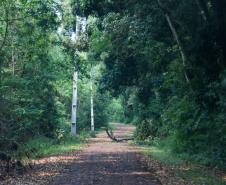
[0,150,82,185]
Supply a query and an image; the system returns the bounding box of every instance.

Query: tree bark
[71,70,78,136]
[71,16,87,136]
[157,0,190,83]
[90,67,94,131]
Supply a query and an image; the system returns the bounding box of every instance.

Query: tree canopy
[80,0,226,167]
[0,0,226,171]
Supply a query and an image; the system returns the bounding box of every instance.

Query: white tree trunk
[90,68,94,131]
[70,16,87,136]
[71,70,78,136]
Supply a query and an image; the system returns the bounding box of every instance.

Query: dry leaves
[0,150,83,185]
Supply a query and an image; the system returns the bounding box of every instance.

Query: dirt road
[49,123,160,185]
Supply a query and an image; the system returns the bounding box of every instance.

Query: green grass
[24,131,91,158]
[142,146,185,166]
[177,168,226,185]
[136,140,226,185]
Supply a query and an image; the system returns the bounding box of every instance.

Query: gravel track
[49,123,160,185]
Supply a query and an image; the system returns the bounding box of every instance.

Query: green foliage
[1,0,226,175]
[82,0,226,169]
[134,120,158,141]
[142,144,226,185]
[106,98,124,122]
[0,0,63,161]
[23,132,90,158]
[0,0,112,163]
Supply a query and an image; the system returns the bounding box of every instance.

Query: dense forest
[79,0,226,168]
[0,0,121,166]
[0,0,226,174]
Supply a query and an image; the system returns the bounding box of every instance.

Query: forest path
[49,123,161,185]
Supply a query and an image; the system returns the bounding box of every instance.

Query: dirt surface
[2,123,224,185]
[49,123,161,185]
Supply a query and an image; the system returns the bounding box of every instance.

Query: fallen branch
[105,128,134,142]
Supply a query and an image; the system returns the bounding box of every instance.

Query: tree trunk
[90,67,94,131]
[71,70,78,136]
[157,0,190,83]
[71,16,87,136]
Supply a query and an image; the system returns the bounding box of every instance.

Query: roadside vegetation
[0,0,119,176]
[25,131,91,159]
[1,0,226,183]
[80,0,226,171]
[136,138,226,185]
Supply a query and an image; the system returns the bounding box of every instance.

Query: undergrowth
[135,136,226,185]
[23,131,92,159]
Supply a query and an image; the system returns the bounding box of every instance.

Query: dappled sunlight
[102,171,151,176]
[34,155,79,165]
[49,124,161,185]
[2,0,226,184]
[76,158,118,164]
[35,171,60,177]
[178,167,191,171]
